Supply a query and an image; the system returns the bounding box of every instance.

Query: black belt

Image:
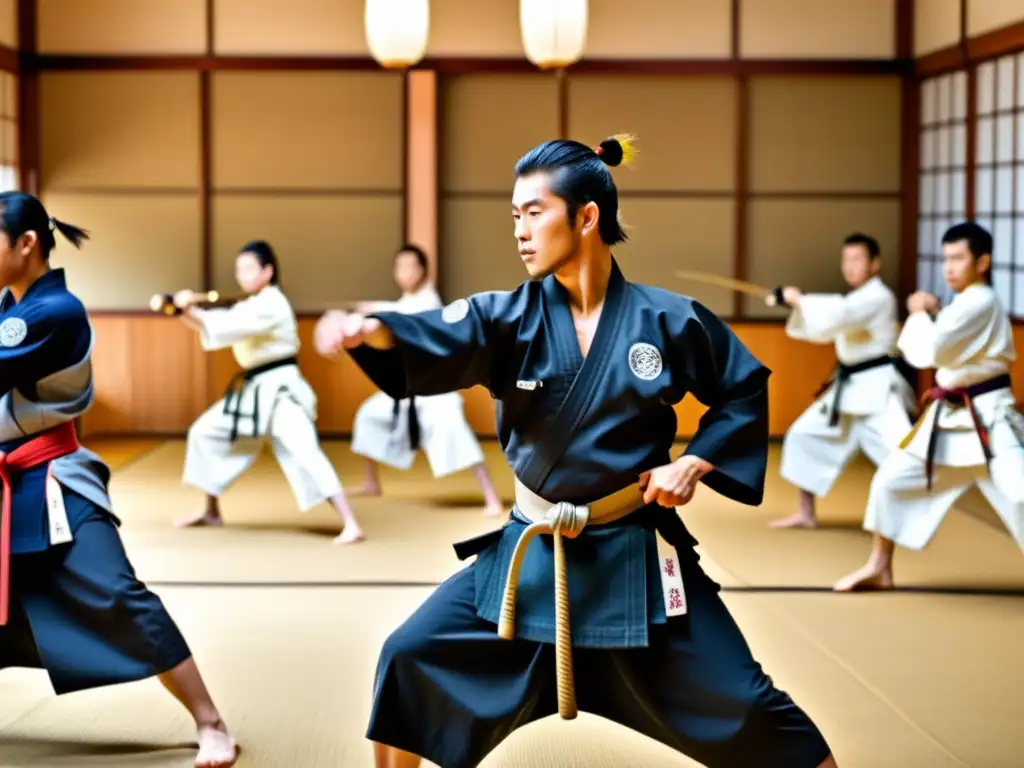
[816,355,904,427]
[921,373,1011,490]
[222,356,298,442]
[392,397,421,451]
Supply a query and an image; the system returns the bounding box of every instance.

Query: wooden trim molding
[29,54,913,77]
[917,19,1024,77]
[0,45,17,74]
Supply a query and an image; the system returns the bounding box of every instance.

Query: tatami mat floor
[1,439,1021,767]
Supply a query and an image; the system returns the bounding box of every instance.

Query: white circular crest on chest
[0,317,28,348]
[442,298,470,324]
[628,342,663,381]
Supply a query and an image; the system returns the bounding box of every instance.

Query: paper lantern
[365,0,429,69]
[520,0,588,70]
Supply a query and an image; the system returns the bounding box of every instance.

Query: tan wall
[439,72,903,319]
[37,0,207,54]
[39,70,404,312]
[915,0,1024,57]
[40,72,203,307]
[915,0,962,56]
[741,0,895,59]
[209,71,404,308]
[34,0,900,60]
[0,0,16,49]
[966,0,1024,37]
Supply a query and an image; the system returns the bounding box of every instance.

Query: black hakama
[367,549,831,768]
[0,491,192,695]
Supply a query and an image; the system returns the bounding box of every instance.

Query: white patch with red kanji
[659,552,687,616]
[46,466,73,545]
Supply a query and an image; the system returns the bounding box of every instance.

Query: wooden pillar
[404,69,438,286]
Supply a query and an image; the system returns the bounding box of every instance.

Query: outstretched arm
[187,296,281,351]
[316,291,523,398]
[786,291,887,343]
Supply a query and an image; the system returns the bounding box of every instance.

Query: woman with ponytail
[0,192,237,767]
[317,137,837,768]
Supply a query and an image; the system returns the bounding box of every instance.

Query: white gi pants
[183,396,343,512]
[863,421,1024,551]
[351,392,485,478]
[780,395,912,498]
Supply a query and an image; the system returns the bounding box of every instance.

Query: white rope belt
[498,477,646,720]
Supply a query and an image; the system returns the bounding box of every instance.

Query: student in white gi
[835,222,1024,591]
[771,233,917,529]
[349,244,504,516]
[175,241,364,544]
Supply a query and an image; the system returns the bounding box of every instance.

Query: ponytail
[50,217,89,250]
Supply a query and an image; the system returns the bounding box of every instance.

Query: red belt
[0,421,80,625]
[920,374,1010,490]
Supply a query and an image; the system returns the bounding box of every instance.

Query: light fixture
[519,0,588,70]
[365,0,430,69]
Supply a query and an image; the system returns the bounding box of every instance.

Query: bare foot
[195,724,237,767]
[347,483,382,498]
[768,512,819,529]
[483,502,505,517]
[175,511,224,528]
[833,563,894,592]
[333,525,366,545]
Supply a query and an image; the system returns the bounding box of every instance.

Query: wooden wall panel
[41,72,201,189]
[441,74,559,193]
[567,75,737,192]
[82,317,208,436]
[82,318,852,440]
[210,72,403,191]
[915,0,962,56]
[748,76,902,193]
[740,0,896,60]
[43,193,203,310]
[213,0,365,56]
[967,0,1024,38]
[37,0,207,54]
[0,0,16,49]
[585,0,732,60]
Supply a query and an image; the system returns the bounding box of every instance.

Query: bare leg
[175,494,224,528]
[330,490,366,545]
[158,657,237,767]
[769,489,819,529]
[473,462,504,517]
[818,753,839,767]
[373,742,421,768]
[349,458,383,497]
[833,533,895,592]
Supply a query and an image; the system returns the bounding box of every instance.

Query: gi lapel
[516,260,629,496]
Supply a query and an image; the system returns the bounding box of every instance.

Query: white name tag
[657,533,686,617]
[46,468,73,546]
[516,380,543,391]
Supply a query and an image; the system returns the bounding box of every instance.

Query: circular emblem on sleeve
[0,317,27,348]
[442,298,470,324]
[628,342,663,381]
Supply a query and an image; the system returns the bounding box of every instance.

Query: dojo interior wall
[5,0,1024,439]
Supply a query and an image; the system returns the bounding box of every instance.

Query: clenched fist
[639,455,714,508]
[906,290,939,315]
[314,311,387,359]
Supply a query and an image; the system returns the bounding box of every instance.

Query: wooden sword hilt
[149,290,220,315]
